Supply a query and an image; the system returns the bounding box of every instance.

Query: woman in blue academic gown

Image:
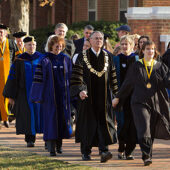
[113,35,138,160]
[30,35,72,156]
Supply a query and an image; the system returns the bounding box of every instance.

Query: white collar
[91,47,101,57]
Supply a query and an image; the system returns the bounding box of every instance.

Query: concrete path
[0,123,170,170]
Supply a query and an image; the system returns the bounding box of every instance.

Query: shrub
[30,21,124,52]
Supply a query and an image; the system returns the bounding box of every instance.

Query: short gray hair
[55,23,68,32]
[89,31,104,39]
[84,25,94,31]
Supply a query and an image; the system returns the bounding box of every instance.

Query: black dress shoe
[50,151,56,156]
[118,152,125,159]
[27,142,34,147]
[100,151,112,163]
[144,158,152,166]
[56,147,62,154]
[82,154,91,161]
[3,121,9,128]
[8,115,15,123]
[45,142,48,150]
[126,155,134,160]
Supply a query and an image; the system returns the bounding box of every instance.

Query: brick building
[0,0,138,29]
[72,0,170,54]
[126,0,170,54]
[72,0,137,23]
[0,0,170,53]
[0,0,72,30]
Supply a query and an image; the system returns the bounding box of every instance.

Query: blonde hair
[45,35,56,52]
[129,34,140,40]
[120,35,134,47]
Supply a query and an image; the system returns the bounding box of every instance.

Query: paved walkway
[0,123,170,170]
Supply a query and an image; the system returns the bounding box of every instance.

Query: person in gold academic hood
[0,24,18,127]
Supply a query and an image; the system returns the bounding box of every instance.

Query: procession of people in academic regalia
[1,22,170,166]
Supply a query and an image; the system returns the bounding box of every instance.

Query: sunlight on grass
[0,146,92,170]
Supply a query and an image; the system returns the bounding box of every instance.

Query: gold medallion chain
[83,50,109,77]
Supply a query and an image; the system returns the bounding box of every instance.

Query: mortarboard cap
[115,25,131,32]
[23,36,35,43]
[13,31,27,38]
[0,23,8,30]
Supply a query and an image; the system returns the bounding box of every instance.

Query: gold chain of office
[83,50,109,77]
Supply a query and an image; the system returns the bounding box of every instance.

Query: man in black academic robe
[70,31,118,163]
[3,36,43,147]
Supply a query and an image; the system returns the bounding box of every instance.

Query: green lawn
[0,146,92,170]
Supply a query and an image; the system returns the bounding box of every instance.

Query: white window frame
[88,0,97,21]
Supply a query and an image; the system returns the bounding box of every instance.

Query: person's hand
[8,98,15,107]
[112,98,119,108]
[79,91,88,100]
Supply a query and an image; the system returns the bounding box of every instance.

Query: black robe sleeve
[70,54,87,97]
[3,61,18,99]
[109,55,118,97]
[116,63,134,100]
[9,39,19,63]
[63,39,76,58]
[160,63,170,89]
[162,49,170,68]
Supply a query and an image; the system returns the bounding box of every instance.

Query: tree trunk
[9,0,29,34]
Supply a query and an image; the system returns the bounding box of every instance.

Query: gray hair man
[54,23,75,58]
[70,31,118,163]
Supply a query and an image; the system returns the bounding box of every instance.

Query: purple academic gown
[30,52,72,141]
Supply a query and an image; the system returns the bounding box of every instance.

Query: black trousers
[25,134,36,143]
[56,138,62,149]
[118,140,136,156]
[80,124,108,155]
[46,138,62,152]
[139,137,154,160]
[132,103,158,160]
[118,99,137,156]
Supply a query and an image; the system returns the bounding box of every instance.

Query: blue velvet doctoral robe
[3,52,43,135]
[30,52,72,141]
[113,53,138,143]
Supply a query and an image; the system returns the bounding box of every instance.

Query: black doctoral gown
[3,52,43,135]
[70,48,118,147]
[116,60,170,140]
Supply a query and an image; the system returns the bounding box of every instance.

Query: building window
[119,0,128,23]
[88,0,97,21]
[134,0,138,7]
